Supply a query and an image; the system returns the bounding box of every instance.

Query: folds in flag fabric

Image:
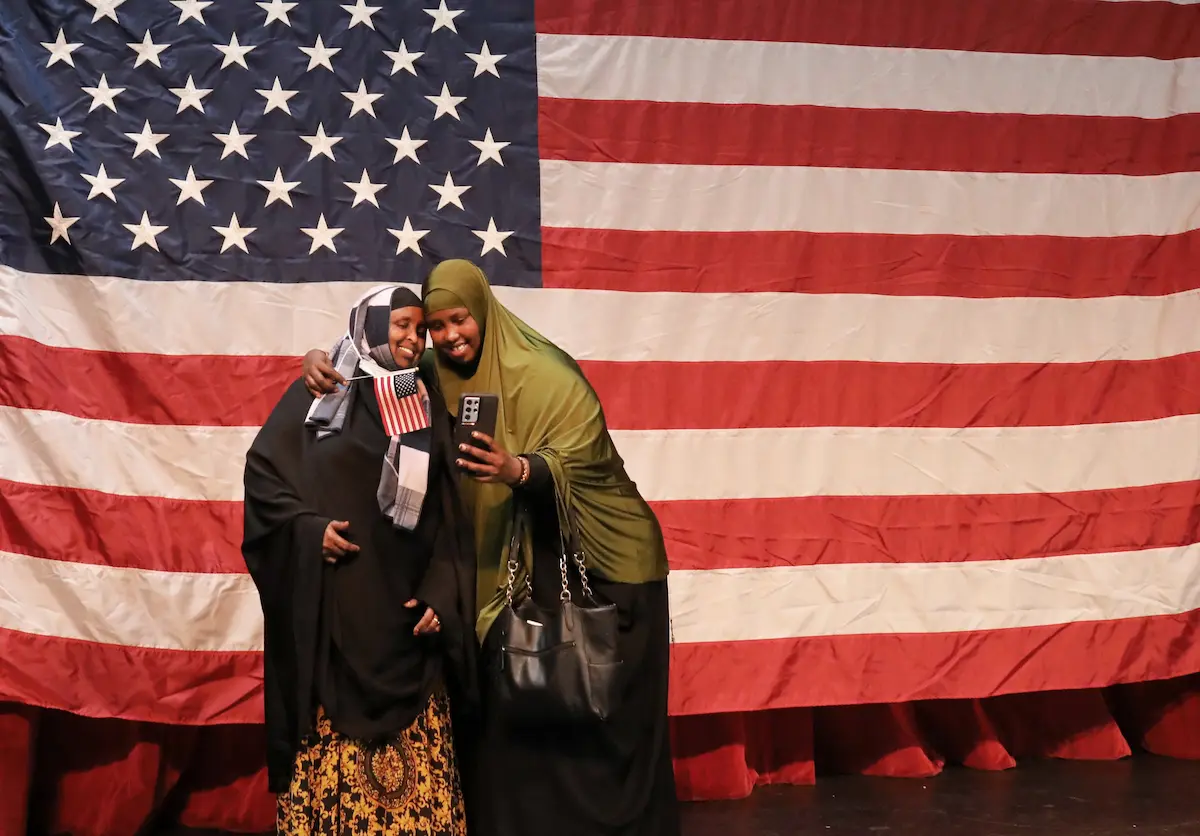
[1,0,1199,726]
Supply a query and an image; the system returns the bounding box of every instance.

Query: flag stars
[82,164,124,201]
[341,0,382,29]
[171,0,212,25]
[86,0,127,24]
[213,123,256,159]
[170,76,212,113]
[344,170,386,207]
[301,124,342,161]
[30,5,531,266]
[258,0,296,26]
[388,218,429,255]
[300,36,340,72]
[42,30,82,68]
[466,41,505,77]
[384,40,423,76]
[257,168,301,207]
[169,166,213,205]
[426,83,465,121]
[213,213,256,253]
[302,214,344,253]
[473,218,514,257]
[40,118,81,153]
[215,32,256,69]
[344,80,383,118]
[44,203,79,245]
[128,31,169,68]
[258,77,299,115]
[386,127,426,164]
[424,1,464,33]
[123,212,168,252]
[429,171,470,210]
[83,74,126,113]
[470,129,509,166]
[124,120,169,159]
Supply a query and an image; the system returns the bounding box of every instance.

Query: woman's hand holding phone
[456,432,523,486]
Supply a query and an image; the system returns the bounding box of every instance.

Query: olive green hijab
[423,259,668,641]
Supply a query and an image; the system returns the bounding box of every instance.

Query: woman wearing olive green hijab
[303,259,680,836]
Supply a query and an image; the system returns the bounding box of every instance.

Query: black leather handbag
[489,497,622,725]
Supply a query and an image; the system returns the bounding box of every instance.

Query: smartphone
[454,393,500,457]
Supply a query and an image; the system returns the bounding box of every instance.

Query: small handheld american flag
[373,370,429,437]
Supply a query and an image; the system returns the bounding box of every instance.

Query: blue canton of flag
[0,0,541,288]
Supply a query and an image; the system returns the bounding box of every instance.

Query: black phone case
[454,393,500,453]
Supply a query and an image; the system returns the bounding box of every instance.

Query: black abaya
[460,454,681,836]
[242,378,478,793]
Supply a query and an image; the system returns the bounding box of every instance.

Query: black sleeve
[516,452,553,494]
[415,468,460,622]
[241,379,330,589]
[419,401,476,622]
[240,379,329,792]
[418,395,480,715]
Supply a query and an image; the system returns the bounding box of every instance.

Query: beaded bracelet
[516,455,530,486]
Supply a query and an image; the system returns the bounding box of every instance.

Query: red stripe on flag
[387,384,405,434]
[541,228,1200,297]
[667,610,1200,715]
[0,627,263,725]
[3,611,1196,725]
[583,354,1200,430]
[653,480,1200,570]
[371,374,429,436]
[537,0,1200,59]
[8,338,1200,431]
[540,99,1200,175]
[0,479,244,574]
[6,477,1198,574]
[374,376,402,436]
[400,395,426,433]
[0,336,295,427]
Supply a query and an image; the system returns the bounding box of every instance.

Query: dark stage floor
[680,755,1200,836]
[157,754,1200,835]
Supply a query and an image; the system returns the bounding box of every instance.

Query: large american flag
[2,0,1199,727]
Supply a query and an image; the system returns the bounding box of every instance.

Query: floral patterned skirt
[277,692,467,836]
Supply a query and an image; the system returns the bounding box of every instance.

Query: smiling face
[424,305,481,366]
[388,305,427,369]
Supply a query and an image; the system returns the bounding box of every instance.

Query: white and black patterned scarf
[304,284,430,531]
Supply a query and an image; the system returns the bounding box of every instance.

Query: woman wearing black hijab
[242,285,478,836]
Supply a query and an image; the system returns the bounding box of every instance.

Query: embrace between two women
[241,259,679,836]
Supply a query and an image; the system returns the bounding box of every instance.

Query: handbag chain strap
[568,539,596,602]
[504,503,531,607]
[559,506,597,603]
[503,496,598,607]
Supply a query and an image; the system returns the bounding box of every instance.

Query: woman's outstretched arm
[302,348,342,396]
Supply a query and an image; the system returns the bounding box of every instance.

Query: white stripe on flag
[535,33,1200,118]
[6,267,1200,364]
[667,543,1200,643]
[375,375,403,436]
[2,544,1197,653]
[4,405,1200,502]
[540,161,1200,236]
[0,550,263,652]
